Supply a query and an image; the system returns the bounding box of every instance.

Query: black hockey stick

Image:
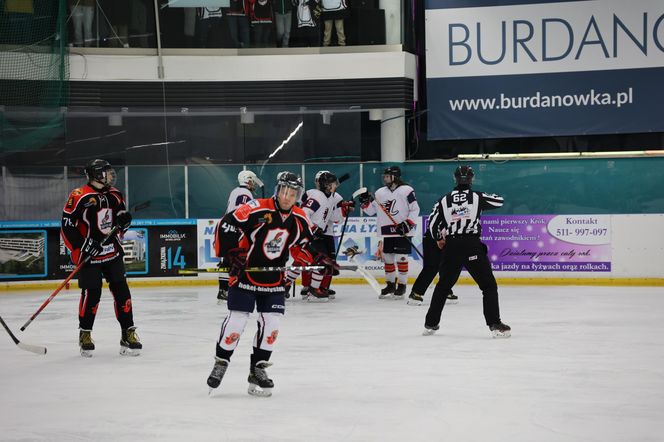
[0,315,47,355]
[179,265,328,275]
[334,186,364,257]
[20,225,121,332]
[337,173,351,184]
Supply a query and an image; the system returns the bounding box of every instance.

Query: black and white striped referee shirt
[428,188,504,240]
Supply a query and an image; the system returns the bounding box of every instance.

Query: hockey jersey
[361,184,420,237]
[61,184,127,264]
[225,186,255,215]
[221,197,315,290]
[428,188,504,240]
[301,189,343,235]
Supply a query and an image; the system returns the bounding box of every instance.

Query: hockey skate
[446,291,458,305]
[422,324,439,336]
[79,329,95,357]
[378,281,396,299]
[489,322,511,338]
[325,288,336,300]
[207,357,230,393]
[217,288,228,304]
[119,326,142,356]
[248,361,274,397]
[407,292,423,306]
[307,287,329,303]
[393,283,407,300]
[300,286,310,301]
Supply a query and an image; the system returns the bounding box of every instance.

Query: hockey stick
[337,172,351,184]
[334,186,363,257]
[179,265,328,275]
[0,315,47,355]
[20,225,121,332]
[364,187,424,260]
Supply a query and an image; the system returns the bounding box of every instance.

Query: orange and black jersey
[61,184,127,264]
[223,197,315,289]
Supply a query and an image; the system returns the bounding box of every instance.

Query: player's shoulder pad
[64,185,97,212]
[292,206,308,219]
[233,198,270,221]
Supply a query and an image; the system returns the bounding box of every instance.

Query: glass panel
[67,0,157,48]
[187,164,244,218]
[157,0,401,48]
[127,165,186,218]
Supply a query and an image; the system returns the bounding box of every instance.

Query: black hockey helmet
[383,165,401,178]
[316,171,338,193]
[454,165,474,186]
[84,159,116,189]
[275,171,304,201]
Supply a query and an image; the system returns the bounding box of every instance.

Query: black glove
[227,248,247,277]
[395,221,412,236]
[116,210,132,230]
[81,238,103,259]
[314,253,340,276]
[358,192,374,205]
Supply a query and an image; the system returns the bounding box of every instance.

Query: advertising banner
[481,214,611,271]
[425,0,664,139]
[332,217,424,276]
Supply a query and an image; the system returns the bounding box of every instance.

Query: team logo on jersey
[266,330,279,345]
[451,206,469,220]
[383,200,399,216]
[72,188,82,196]
[263,229,289,259]
[224,332,240,345]
[97,208,113,234]
[84,197,97,208]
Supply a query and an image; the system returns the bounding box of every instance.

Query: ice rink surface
[1,283,663,442]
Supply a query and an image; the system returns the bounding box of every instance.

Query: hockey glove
[315,253,340,276]
[340,200,355,217]
[227,248,247,277]
[81,238,103,260]
[116,210,132,230]
[395,220,414,236]
[358,191,374,205]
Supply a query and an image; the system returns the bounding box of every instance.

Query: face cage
[92,168,117,188]
[382,174,395,187]
[275,184,304,202]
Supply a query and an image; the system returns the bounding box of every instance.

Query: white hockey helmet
[238,170,264,190]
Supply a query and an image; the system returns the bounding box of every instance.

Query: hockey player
[423,165,511,338]
[207,172,338,396]
[300,171,354,301]
[61,159,142,357]
[214,170,264,303]
[359,165,419,300]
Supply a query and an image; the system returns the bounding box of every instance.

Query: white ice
[1,284,663,442]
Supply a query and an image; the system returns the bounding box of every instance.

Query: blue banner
[425,0,664,139]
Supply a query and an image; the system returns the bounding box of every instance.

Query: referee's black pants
[425,236,501,327]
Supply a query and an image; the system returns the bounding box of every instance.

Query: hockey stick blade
[338,173,351,184]
[355,265,382,295]
[352,187,367,199]
[0,316,47,355]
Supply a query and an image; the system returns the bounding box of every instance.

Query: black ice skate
[407,292,423,306]
[324,288,336,299]
[79,329,95,357]
[120,326,142,356]
[489,322,511,338]
[307,287,329,303]
[248,361,274,397]
[300,286,310,301]
[217,288,228,304]
[446,291,459,305]
[422,324,439,336]
[379,281,396,299]
[393,283,407,300]
[207,357,230,393]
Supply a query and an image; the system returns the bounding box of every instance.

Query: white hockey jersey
[225,186,254,214]
[361,184,420,237]
[302,189,343,235]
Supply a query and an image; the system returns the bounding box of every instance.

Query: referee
[423,165,511,338]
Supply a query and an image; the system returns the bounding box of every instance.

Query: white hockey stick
[0,315,47,355]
